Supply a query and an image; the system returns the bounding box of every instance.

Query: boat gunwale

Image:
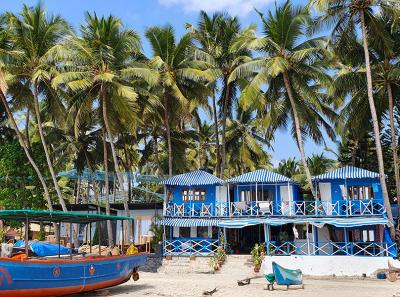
[0,253,147,264]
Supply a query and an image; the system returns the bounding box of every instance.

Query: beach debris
[237,278,251,286]
[203,288,217,295]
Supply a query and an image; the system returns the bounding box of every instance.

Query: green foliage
[0,141,47,209]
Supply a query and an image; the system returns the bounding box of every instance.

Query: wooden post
[69,223,73,260]
[24,217,29,257]
[58,223,61,258]
[121,220,125,254]
[97,222,102,256]
[89,222,92,254]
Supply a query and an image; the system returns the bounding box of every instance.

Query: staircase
[158,254,256,276]
[158,257,214,274]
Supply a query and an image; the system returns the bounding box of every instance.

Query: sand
[78,272,400,297]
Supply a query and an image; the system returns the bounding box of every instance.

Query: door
[280,185,292,215]
[319,182,332,215]
[216,186,228,215]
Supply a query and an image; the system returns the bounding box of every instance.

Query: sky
[2,0,337,165]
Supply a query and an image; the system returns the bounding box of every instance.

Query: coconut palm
[0,14,55,211]
[54,13,151,242]
[6,4,70,211]
[145,25,211,176]
[310,0,398,236]
[230,1,335,195]
[188,12,253,178]
[225,104,272,176]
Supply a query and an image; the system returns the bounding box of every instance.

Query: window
[362,230,375,242]
[182,189,206,202]
[347,186,374,200]
[240,189,274,202]
[198,226,209,239]
[179,227,191,238]
[294,224,308,240]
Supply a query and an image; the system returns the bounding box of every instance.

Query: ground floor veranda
[160,218,397,258]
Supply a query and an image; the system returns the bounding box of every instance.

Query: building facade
[158,167,397,258]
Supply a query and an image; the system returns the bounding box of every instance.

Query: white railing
[163,239,220,256]
[164,200,386,217]
[267,241,397,257]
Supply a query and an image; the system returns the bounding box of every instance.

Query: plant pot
[218,260,223,266]
[166,256,172,260]
[254,265,260,273]
[190,256,196,261]
[213,265,219,271]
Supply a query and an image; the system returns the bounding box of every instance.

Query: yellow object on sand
[126,244,138,255]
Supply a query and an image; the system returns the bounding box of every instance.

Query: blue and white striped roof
[313,166,380,181]
[162,170,224,186]
[227,169,294,184]
[155,218,220,227]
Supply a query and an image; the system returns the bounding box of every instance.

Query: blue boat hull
[0,254,147,296]
[272,261,302,286]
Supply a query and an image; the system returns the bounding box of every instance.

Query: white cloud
[158,0,273,17]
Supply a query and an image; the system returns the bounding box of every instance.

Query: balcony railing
[163,239,220,256]
[267,241,397,257]
[164,200,386,217]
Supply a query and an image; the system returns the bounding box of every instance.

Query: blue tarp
[30,242,70,256]
[14,241,70,256]
[384,228,397,256]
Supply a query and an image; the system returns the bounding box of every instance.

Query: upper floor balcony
[164,199,386,217]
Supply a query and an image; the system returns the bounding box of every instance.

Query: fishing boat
[272,261,303,286]
[0,209,147,297]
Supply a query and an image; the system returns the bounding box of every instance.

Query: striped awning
[227,169,294,184]
[218,217,389,228]
[155,218,220,227]
[219,218,264,228]
[162,170,224,186]
[313,166,380,181]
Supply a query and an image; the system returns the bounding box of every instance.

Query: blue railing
[163,238,219,256]
[267,241,397,257]
[164,200,386,217]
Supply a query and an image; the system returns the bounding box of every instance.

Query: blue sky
[3,0,337,165]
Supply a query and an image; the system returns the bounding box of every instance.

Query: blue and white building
[157,166,397,261]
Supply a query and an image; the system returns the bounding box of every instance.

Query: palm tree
[188,13,253,178]
[310,0,397,236]
[225,104,272,175]
[275,158,301,179]
[230,1,335,195]
[6,4,70,211]
[145,25,211,176]
[54,13,150,242]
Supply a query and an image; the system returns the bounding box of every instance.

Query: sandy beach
[78,272,400,297]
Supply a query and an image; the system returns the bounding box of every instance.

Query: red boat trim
[0,253,146,264]
[0,274,131,297]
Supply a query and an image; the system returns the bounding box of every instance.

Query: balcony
[164,200,386,217]
[163,239,220,256]
[267,241,397,257]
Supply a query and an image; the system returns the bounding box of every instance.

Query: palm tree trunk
[220,82,230,179]
[212,90,220,176]
[387,81,400,211]
[282,72,315,196]
[0,91,53,211]
[32,84,67,212]
[101,87,132,243]
[360,11,395,238]
[123,144,132,203]
[163,94,173,177]
[102,129,114,246]
[25,109,31,150]
[153,132,164,178]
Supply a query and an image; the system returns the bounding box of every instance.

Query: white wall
[261,255,400,277]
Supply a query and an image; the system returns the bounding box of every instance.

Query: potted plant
[216,247,227,266]
[251,243,265,272]
[208,256,219,271]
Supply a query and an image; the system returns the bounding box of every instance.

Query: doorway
[227,224,265,254]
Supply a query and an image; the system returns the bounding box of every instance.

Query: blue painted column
[265,224,270,255]
[344,227,349,255]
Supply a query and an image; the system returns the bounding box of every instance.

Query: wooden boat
[0,209,147,297]
[272,261,302,286]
